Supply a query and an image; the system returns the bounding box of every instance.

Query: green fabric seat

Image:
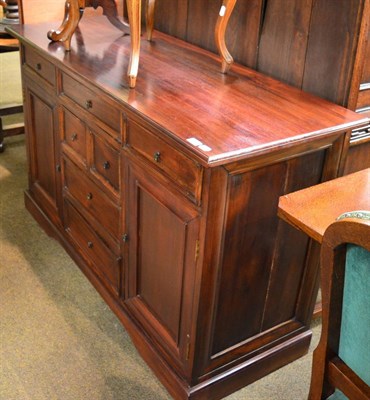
[327,244,370,400]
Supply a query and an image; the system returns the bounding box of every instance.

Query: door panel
[125,161,200,374]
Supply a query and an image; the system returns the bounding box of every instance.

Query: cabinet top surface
[9,17,369,166]
[278,168,370,243]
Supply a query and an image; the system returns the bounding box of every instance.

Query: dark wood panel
[262,150,326,330]
[186,0,221,52]
[257,0,313,87]
[212,163,287,354]
[302,0,364,105]
[344,139,370,174]
[29,91,57,207]
[361,25,370,83]
[151,0,188,39]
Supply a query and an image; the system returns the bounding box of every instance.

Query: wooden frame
[308,215,370,400]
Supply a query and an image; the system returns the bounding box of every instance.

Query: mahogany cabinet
[9,17,369,400]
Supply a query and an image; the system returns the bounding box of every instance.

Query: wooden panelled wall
[149,0,367,108]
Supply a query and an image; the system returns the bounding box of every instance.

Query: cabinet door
[24,77,60,224]
[124,161,200,376]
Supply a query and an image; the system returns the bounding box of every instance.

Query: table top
[7,16,369,166]
[278,168,370,243]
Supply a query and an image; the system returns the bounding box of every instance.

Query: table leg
[126,0,141,88]
[215,0,237,73]
[146,0,156,41]
[47,0,84,51]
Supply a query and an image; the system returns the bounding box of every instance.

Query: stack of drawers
[60,73,123,297]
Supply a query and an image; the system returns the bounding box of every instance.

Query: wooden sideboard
[8,17,368,400]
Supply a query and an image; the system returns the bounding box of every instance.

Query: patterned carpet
[0,51,321,400]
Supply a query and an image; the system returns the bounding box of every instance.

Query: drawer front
[356,86,370,110]
[62,107,87,162]
[127,120,203,201]
[92,130,120,192]
[23,46,56,86]
[63,159,120,239]
[61,73,121,132]
[64,200,120,295]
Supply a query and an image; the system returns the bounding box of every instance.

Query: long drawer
[61,72,121,133]
[126,119,203,202]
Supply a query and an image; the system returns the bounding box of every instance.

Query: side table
[278,168,370,244]
[278,168,370,317]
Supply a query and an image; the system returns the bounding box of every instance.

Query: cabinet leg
[126,0,141,88]
[47,0,84,51]
[146,0,156,41]
[215,0,237,73]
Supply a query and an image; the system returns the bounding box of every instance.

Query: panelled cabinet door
[23,79,60,224]
[124,161,201,376]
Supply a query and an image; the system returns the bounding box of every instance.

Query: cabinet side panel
[261,151,326,330]
[211,150,326,355]
[211,163,287,354]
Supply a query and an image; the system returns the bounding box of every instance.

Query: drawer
[61,107,87,162]
[23,46,56,86]
[91,129,120,192]
[61,72,121,133]
[356,86,370,110]
[64,200,120,295]
[63,158,120,240]
[127,120,203,201]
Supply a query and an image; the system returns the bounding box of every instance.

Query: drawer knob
[71,133,78,141]
[36,63,42,71]
[86,192,93,200]
[153,151,161,163]
[85,100,93,109]
[103,161,110,170]
[87,241,94,248]
[122,233,129,243]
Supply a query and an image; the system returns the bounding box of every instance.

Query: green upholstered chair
[308,211,370,400]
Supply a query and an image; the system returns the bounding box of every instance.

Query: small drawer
[61,72,121,133]
[61,107,87,162]
[91,130,120,192]
[356,86,370,110]
[23,46,56,86]
[63,159,120,240]
[64,200,120,295]
[127,120,203,201]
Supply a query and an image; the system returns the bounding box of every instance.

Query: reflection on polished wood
[145,0,155,41]
[47,0,129,51]
[125,0,140,88]
[48,0,238,87]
